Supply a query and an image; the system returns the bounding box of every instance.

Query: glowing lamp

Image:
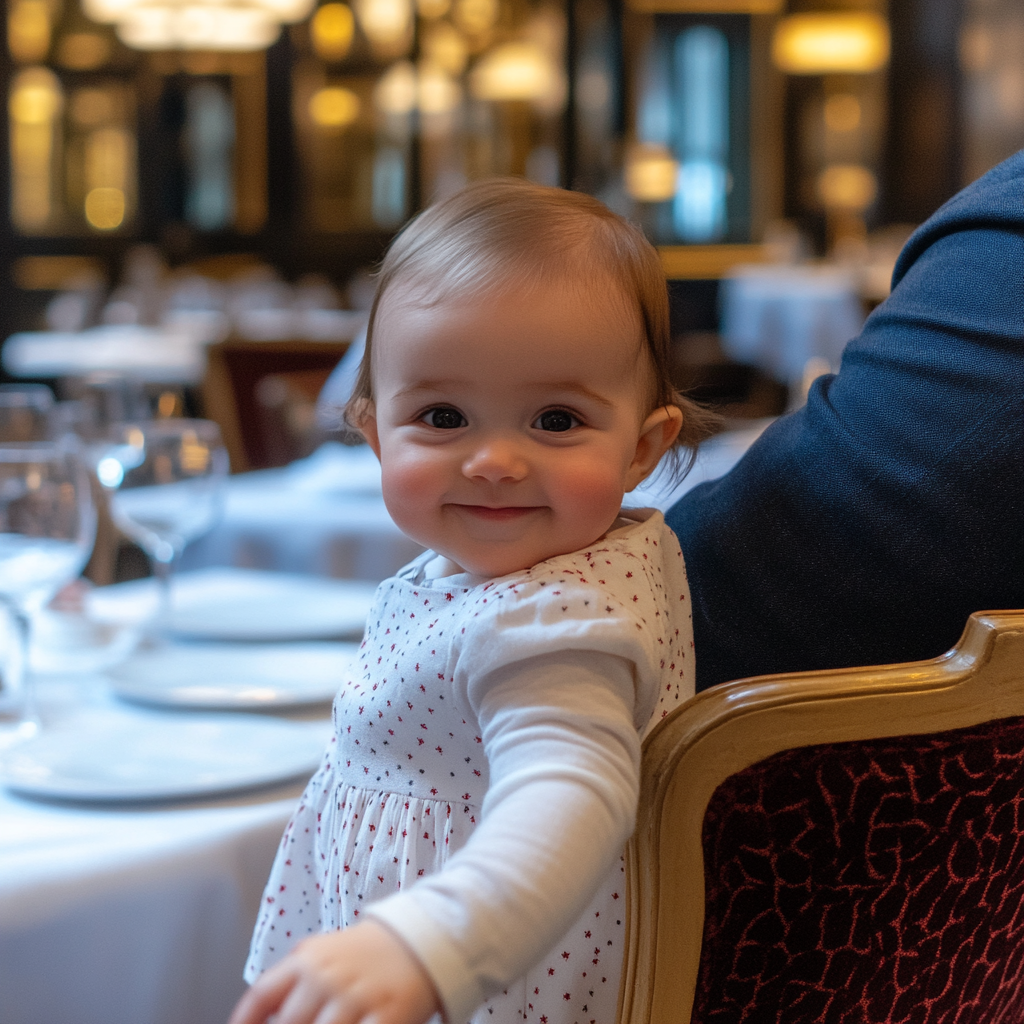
[817,163,877,211]
[311,3,355,60]
[417,62,460,114]
[115,3,281,51]
[772,13,889,75]
[625,145,678,203]
[7,0,51,63]
[470,42,558,102]
[374,60,416,115]
[85,186,126,230]
[308,86,361,126]
[85,0,314,50]
[354,0,412,48]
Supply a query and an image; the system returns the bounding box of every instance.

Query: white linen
[0,674,320,1024]
[719,264,865,384]
[179,451,422,582]
[2,326,206,384]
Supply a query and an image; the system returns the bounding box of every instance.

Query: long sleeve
[365,649,640,1023]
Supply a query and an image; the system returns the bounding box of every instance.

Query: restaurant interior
[0,0,1021,1020]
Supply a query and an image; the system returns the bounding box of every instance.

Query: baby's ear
[351,399,381,459]
[625,406,683,490]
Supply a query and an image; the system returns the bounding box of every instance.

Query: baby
[230,178,714,1024]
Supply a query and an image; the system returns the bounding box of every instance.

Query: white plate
[108,640,356,709]
[87,567,378,641]
[0,711,328,803]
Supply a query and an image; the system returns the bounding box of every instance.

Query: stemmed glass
[97,419,229,624]
[0,439,96,740]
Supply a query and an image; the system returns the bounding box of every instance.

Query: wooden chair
[620,609,1024,1024]
[203,339,351,471]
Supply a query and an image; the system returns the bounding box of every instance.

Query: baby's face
[360,277,680,578]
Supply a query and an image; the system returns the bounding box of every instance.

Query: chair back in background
[620,610,1024,1024]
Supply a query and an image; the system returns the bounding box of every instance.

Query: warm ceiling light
[374,59,416,114]
[470,42,559,102]
[772,13,889,75]
[625,144,678,203]
[114,3,283,51]
[308,85,360,125]
[85,186,126,230]
[85,0,314,50]
[9,67,62,124]
[417,61,460,114]
[311,3,355,60]
[817,163,877,210]
[7,0,51,62]
[422,22,467,75]
[354,0,411,48]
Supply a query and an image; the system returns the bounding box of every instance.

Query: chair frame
[618,609,1024,1024]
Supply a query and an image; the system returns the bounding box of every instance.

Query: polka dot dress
[245,510,694,1024]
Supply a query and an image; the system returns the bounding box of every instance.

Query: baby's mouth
[450,504,542,521]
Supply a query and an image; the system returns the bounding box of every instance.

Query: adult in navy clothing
[665,150,1024,691]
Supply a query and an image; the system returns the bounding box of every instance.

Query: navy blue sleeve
[665,150,1024,691]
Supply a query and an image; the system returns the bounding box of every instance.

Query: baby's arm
[227,918,440,1024]
[365,648,641,1021]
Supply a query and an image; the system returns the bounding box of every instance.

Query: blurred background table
[718,264,866,389]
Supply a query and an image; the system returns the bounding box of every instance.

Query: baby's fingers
[227,965,299,1024]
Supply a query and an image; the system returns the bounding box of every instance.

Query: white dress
[245,509,695,1024]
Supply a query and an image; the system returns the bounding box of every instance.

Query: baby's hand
[228,919,441,1024]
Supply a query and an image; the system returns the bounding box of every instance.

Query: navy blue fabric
[666,151,1024,691]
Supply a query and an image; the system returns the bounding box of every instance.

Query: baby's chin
[440,532,615,580]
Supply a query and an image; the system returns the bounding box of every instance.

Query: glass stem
[151,550,178,627]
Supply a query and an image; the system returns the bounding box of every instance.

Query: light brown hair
[346,177,717,476]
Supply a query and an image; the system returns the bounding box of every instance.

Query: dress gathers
[245,509,694,1024]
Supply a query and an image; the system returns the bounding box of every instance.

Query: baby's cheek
[380,459,444,534]
[556,461,626,522]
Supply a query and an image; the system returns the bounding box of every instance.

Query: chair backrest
[619,610,1024,1024]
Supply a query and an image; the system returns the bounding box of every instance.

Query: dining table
[718,263,866,389]
[0,670,326,1024]
[0,421,770,1024]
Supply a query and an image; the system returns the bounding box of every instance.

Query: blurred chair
[203,339,351,471]
[620,609,1024,1024]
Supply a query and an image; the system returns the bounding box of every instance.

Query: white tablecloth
[2,326,208,385]
[180,445,423,581]
[719,264,865,384]
[0,675,316,1024]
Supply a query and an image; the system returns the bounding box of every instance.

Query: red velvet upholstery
[693,716,1024,1023]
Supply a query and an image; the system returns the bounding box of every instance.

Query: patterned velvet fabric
[693,717,1024,1023]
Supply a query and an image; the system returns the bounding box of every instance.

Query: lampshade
[85,0,316,50]
[625,144,678,203]
[771,13,889,75]
[470,42,560,102]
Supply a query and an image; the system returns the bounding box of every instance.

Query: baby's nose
[462,438,528,482]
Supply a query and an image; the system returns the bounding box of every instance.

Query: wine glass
[0,438,96,741]
[97,419,229,623]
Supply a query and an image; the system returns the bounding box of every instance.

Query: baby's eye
[534,409,579,432]
[421,407,466,429]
